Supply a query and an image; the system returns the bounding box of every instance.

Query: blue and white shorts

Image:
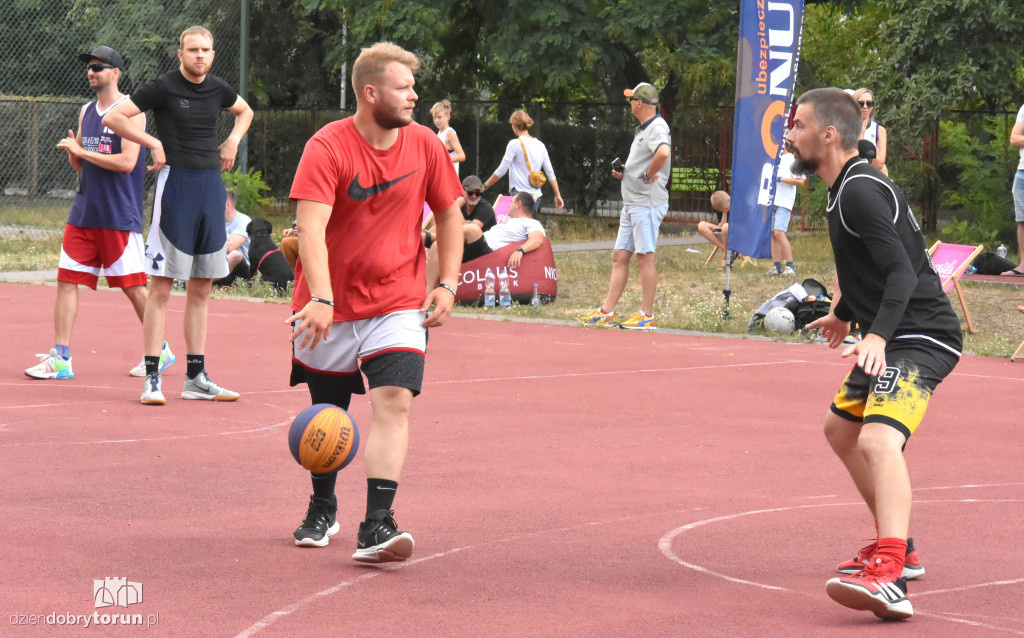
[146,166,228,280]
[614,203,669,254]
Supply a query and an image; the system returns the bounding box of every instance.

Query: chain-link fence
[0,0,240,201]
[252,100,735,222]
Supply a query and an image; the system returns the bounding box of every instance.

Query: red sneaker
[826,555,913,620]
[837,537,925,580]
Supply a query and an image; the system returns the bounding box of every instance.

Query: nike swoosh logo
[348,170,417,201]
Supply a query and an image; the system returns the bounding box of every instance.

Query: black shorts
[830,339,959,440]
[462,236,492,263]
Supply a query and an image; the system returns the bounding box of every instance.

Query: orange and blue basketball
[288,404,360,473]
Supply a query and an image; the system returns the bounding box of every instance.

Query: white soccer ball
[764,306,796,335]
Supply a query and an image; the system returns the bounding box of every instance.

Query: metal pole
[237,0,250,172]
[339,24,347,110]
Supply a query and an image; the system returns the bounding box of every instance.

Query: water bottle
[530,283,541,313]
[498,269,511,308]
[483,268,496,308]
[996,243,1008,259]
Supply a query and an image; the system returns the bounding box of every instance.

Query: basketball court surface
[2,282,1022,636]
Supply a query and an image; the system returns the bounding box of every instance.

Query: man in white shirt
[768,150,806,276]
[425,192,545,286]
[1005,103,1024,276]
[214,188,251,286]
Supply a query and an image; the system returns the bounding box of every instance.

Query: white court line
[0,423,288,446]
[426,359,812,386]
[658,493,1024,633]
[913,578,1024,597]
[916,483,1024,491]
[913,611,1024,634]
[233,506,707,637]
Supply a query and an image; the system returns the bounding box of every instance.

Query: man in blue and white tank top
[25,46,176,382]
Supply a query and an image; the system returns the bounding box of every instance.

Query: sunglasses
[466,190,482,196]
[88,63,115,72]
[858,100,875,108]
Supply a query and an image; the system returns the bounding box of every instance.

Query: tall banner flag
[728,0,805,259]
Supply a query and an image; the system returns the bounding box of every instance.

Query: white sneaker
[26,348,74,380]
[141,372,166,405]
[782,266,797,275]
[130,341,176,377]
[182,370,239,401]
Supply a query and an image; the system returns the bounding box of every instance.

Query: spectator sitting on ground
[424,175,496,248]
[426,191,545,287]
[698,190,731,269]
[213,188,251,287]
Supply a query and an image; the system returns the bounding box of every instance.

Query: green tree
[871,0,1024,139]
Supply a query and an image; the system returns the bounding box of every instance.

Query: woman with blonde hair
[483,109,564,211]
[430,99,465,175]
[852,87,887,173]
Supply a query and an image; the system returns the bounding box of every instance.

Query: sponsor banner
[729,0,805,259]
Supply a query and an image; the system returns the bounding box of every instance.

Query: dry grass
[2,206,1021,358]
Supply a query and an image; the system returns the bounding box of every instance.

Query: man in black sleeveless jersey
[104,26,252,406]
[787,88,962,621]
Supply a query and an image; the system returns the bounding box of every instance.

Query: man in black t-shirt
[423,174,495,248]
[104,25,253,406]
[787,88,962,621]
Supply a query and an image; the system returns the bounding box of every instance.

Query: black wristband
[310,296,334,307]
[435,283,457,297]
[516,247,525,254]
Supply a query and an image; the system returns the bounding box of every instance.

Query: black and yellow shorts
[830,340,959,440]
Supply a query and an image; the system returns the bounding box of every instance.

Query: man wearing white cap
[579,82,671,330]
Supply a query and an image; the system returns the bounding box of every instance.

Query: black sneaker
[293,495,339,547]
[352,509,414,563]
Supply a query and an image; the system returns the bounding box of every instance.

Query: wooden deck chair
[928,241,983,333]
[703,244,756,268]
[1012,306,1024,362]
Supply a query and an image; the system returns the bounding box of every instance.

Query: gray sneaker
[182,370,239,401]
[141,371,166,405]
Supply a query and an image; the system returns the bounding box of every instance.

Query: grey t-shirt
[621,115,671,207]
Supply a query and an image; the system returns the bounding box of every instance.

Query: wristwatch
[516,247,525,254]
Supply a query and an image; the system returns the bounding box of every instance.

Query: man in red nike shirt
[286,42,464,562]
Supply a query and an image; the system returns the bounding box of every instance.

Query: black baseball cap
[78,46,125,70]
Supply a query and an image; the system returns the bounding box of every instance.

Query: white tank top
[863,120,879,145]
[437,127,459,176]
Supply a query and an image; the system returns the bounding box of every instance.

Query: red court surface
[1,281,1022,637]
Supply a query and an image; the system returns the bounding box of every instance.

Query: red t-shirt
[289,118,463,321]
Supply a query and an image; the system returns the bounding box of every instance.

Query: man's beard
[373,104,413,130]
[791,155,817,176]
[182,61,209,77]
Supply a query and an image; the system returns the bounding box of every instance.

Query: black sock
[773,261,782,273]
[311,471,338,501]
[366,478,398,518]
[186,354,204,379]
[144,356,160,376]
